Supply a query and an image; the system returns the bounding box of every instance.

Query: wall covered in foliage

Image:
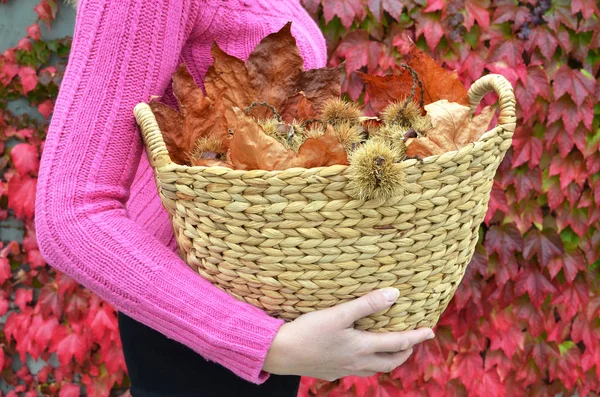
[0,0,598,396]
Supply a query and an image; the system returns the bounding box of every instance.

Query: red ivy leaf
[553,66,595,107]
[523,228,564,264]
[33,317,59,350]
[552,280,589,321]
[368,0,404,21]
[450,352,483,390]
[472,369,506,397]
[423,0,445,12]
[525,27,558,59]
[511,127,542,168]
[484,181,509,224]
[0,257,10,285]
[17,66,38,94]
[546,248,586,283]
[485,350,512,383]
[514,270,557,308]
[485,310,524,358]
[553,346,582,390]
[415,13,444,49]
[572,314,600,351]
[513,299,544,337]
[26,24,41,40]
[511,168,542,201]
[55,332,87,365]
[484,223,523,263]
[549,151,587,190]
[58,383,80,397]
[38,284,62,317]
[37,99,54,119]
[493,254,520,289]
[464,0,491,31]
[34,0,58,30]
[571,0,600,19]
[547,96,582,136]
[7,173,37,220]
[14,289,33,311]
[10,143,39,176]
[323,0,366,29]
[334,31,383,74]
[532,339,559,371]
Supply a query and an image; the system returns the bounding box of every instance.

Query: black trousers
[117,312,301,397]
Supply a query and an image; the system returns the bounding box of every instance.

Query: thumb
[336,288,399,326]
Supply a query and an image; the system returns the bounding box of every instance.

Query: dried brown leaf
[293,125,348,168]
[281,92,316,123]
[359,44,469,114]
[229,112,297,170]
[297,65,343,112]
[205,44,255,126]
[204,23,341,121]
[247,22,304,114]
[175,65,228,140]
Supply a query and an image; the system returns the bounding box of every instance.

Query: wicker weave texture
[134,74,516,331]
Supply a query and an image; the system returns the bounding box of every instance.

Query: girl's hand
[263,288,434,381]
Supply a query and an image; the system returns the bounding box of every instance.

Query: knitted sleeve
[34,0,284,383]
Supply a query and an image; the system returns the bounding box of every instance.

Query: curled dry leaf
[405,100,495,159]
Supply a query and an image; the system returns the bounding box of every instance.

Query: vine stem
[392,63,425,125]
[244,101,282,122]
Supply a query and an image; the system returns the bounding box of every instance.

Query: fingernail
[383,288,399,302]
[427,331,435,339]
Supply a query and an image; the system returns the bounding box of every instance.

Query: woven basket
[133,74,516,332]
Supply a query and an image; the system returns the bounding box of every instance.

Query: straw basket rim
[134,73,516,174]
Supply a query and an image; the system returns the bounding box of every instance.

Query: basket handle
[133,102,172,168]
[467,74,517,138]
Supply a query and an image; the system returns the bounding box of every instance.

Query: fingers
[363,328,434,353]
[332,288,400,326]
[370,349,414,373]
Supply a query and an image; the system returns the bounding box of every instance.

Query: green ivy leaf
[558,340,576,355]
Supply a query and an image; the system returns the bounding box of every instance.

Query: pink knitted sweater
[34,0,326,384]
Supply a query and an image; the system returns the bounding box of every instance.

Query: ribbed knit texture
[34,0,327,384]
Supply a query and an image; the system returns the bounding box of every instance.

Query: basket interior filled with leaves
[133,22,516,332]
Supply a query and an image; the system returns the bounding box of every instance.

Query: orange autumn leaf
[246,23,305,114]
[406,100,495,159]
[293,125,348,168]
[296,65,343,113]
[204,23,340,121]
[406,45,469,108]
[165,64,229,164]
[359,44,469,114]
[229,112,297,171]
[205,44,256,126]
[281,92,316,123]
[148,100,186,164]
